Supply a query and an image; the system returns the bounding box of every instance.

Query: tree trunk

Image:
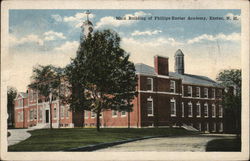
[96,109,101,132]
[49,102,53,129]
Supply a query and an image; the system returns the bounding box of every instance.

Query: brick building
[14,16,224,132]
[14,50,224,132]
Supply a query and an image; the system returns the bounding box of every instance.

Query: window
[187,86,192,97]
[188,102,193,117]
[181,102,184,117]
[33,90,37,102]
[198,123,201,131]
[219,122,223,132]
[65,106,69,118]
[204,88,208,98]
[60,106,64,118]
[121,111,126,117]
[213,122,216,132]
[204,103,208,117]
[212,89,216,98]
[18,111,23,122]
[147,97,153,116]
[212,104,216,118]
[196,87,200,98]
[30,109,33,120]
[34,109,37,120]
[170,98,176,117]
[85,111,89,119]
[182,85,184,96]
[112,110,117,117]
[30,90,33,101]
[196,102,201,117]
[91,111,96,118]
[219,105,223,118]
[170,80,176,93]
[147,78,153,91]
[54,105,57,119]
[18,99,23,107]
[218,89,222,98]
[204,122,209,132]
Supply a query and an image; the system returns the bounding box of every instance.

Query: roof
[175,49,184,56]
[82,20,93,26]
[15,92,28,100]
[135,63,222,87]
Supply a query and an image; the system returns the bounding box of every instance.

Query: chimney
[154,55,169,76]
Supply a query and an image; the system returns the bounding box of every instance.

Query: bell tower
[81,10,94,39]
[174,49,185,75]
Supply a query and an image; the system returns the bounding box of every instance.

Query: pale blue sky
[8,9,241,91]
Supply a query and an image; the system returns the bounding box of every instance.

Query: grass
[8,127,196,151]
[206,137,241,151]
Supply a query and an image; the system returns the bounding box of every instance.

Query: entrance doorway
[45,110,49,123]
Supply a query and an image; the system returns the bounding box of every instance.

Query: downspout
[23,98,25,128]
[36,87,38,125]
[137,75,140,128]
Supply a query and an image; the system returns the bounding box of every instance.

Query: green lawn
[206,137,241,151]
[8,127,196,151]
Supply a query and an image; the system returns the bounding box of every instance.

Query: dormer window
[187,86,192,97]
[204,88,208,98]
[170,80,176,93]
[147,78,153,91]
[196,87,200,97]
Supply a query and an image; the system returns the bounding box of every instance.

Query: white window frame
[147,97,154,116]
[170,80,176,93]
[196,87,200,98]
[205,122,209,132]
[212,88,216,98]
[196,102,201,117]
[121,111,126,117]
[61,106,64,118]
[147,78,153,91]
[188,86,192,97]
[112,110,118,117]
[204,88,208,98]
[65,105,69,118]
[170,98,176,117]
[212,104,216,118]
[219,122,223,132]
[181,102,184,118]
[219,105,223,118]
[85,111,89,119]
[213,122,216,132]
[204,103,209,118]
[91,111,96,118]
[188,102,193,117]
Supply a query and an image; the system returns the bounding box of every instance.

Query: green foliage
[66,30,137,130]
[216,69,241,134]
[29,65,63,129]
[7,86,17,110]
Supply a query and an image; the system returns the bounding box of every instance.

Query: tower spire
[86,10,90,21]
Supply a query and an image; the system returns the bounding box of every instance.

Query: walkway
[8,129,32,146]
[96,134,236,152]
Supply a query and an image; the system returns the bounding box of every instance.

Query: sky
[7,9,241,92]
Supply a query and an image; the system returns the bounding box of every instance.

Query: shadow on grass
[206,137,241,151]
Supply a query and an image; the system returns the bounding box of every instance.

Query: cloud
[131,30,162,36]
[54,41,79,54]
[51,14,63,22]
[10,34,44,46]
[63,11,95,28]
[225,13,241,26]
[44,31,66,41]
[187,32,240,44]
[95,11,151,29]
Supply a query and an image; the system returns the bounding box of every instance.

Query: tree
[7,86,17,127]
[216,69,241,134]
[66,30,137,131]
[29,65,63,129]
